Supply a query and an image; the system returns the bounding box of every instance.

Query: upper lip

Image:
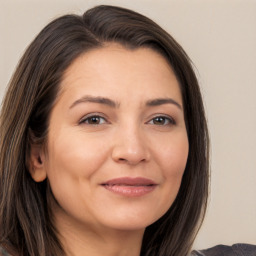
[102,177,157,186]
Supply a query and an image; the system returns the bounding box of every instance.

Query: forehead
[59,43,182,104]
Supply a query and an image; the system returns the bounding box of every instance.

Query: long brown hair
[0,5,209,256]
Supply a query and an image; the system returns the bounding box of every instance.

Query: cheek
[155,131,189,176]
[153,132,189,211]
[46,131,108,177]
[44,132,109,203]
[165,138,188,185]
[44,132,112,223]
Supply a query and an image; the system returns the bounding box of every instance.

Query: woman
[0,5,209,256]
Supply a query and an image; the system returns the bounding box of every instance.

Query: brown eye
[153,117,166,125]
[149,116,175,126]
[80,115,106,125]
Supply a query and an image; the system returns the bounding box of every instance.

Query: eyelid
[147,114,176,125]
[79,112,109,125]
[78,113,175,126]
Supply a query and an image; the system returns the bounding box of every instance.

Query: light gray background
[1,0,256,250]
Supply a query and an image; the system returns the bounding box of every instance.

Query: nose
[111,126,150,165]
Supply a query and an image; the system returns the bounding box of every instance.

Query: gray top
[1,243,256,255]
[191,243,256,256]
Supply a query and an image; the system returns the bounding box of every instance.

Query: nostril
[116,157,147,165]
[112,143,150,165]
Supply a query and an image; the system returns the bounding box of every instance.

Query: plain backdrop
[0,0,256,250]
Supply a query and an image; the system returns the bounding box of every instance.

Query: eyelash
[147,115,176,126]
[79,114,108,125]
[79,114,175,126]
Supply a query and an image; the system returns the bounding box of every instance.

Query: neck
[53,204,144,256]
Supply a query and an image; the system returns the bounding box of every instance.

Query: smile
[101,177,157,197]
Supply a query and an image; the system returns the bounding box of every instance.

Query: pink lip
[101,177,157,197]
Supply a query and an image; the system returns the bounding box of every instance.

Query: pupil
[90,117,99,124]
[154,117,164,125]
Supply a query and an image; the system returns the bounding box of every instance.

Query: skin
[30,43,189,256]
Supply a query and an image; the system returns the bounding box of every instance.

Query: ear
[28,144,47,182]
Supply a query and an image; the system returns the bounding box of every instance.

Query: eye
[79,115,107,125]
[148,116,175,126]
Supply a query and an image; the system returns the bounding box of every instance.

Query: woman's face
[39,44,189,231]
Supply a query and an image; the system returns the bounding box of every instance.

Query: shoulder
[191,243,256,256]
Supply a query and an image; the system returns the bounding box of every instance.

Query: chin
[97,210,165,232]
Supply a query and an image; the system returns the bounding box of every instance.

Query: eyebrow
[69,95,182,110]
[146,98,182,110]
[69,95,119,109]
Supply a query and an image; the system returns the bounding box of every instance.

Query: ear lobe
[28,144,47,182]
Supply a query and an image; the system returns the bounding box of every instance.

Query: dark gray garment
[1,243,256,255]
[191,243,256,256]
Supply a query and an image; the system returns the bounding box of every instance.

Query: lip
[101,177,157,197]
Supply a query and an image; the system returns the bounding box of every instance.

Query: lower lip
[102,185,157,197]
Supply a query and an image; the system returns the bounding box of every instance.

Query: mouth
[101,177,157,197]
